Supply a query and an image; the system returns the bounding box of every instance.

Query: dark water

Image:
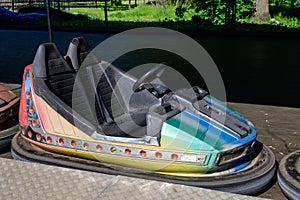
[0,29,299,107]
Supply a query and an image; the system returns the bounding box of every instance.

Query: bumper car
[0,83,19,151]
[277,150,300,199]
[12,37,276,194]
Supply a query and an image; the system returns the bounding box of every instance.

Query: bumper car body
[0,83,19,150]
[0,84,19,130]
[18,39,258,176]
[12,37,277,194]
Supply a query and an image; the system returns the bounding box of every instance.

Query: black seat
[33,43,76,106]
[32,43,99,130]
[66,37,149,137]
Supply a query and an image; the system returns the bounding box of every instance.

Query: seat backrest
[66,37,127,122]
[32,43,76,106]
[33,43,74,77]
[66,37,94,71]
[32,43,100,126]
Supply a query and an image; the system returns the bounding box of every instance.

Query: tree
[252,0,270,22]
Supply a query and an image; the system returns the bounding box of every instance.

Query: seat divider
[87,66,114,124]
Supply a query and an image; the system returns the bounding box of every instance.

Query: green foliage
[190,0,253,25]
[270,0,300,7]
[236,0,253,21]
[175,4,187,18]
[191,0,218,24]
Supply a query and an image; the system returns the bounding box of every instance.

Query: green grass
[67,4,195,22]
[271,13,300,28]
[64,4,300,31]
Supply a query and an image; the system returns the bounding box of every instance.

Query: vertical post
[46,0,54,42]
[104,0,108,27]
[12,0,14,11]
[57,0,62,27]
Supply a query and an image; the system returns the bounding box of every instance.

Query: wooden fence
[0,0,103,10]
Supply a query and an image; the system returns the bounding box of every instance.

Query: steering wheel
[132,64,165,92]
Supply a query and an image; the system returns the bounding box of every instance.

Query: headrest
[66,37,96,71]
[67,37,100,71]
[32,43,74,78]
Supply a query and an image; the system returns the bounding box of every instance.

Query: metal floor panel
[0,158,263,200]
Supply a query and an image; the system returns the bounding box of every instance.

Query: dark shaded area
[0,7,19,22]
[18,6,75,20]
[0,6,90,25]
[0,30,299,108]
[198,35,300,108]
[270,5,300,19]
